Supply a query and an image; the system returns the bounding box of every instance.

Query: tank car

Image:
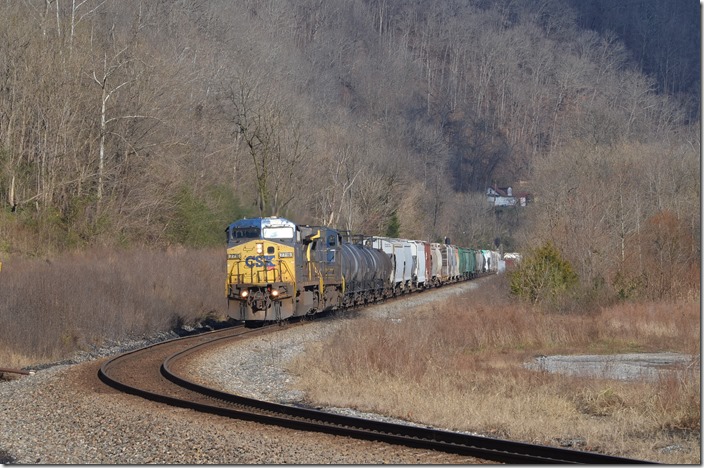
[339,240,392,305]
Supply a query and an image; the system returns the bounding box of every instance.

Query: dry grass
[0,247,227,367]
[288,277,700,463]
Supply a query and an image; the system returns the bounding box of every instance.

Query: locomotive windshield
[230,227,261,241]
[262,226,294,240]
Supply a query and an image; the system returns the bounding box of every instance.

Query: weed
[0,247,227,364]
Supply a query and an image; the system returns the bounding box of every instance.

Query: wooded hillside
[0,0,699,300]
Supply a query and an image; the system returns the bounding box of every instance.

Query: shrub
[509,241,578,307]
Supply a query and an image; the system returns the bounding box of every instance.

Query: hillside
[0,0,699,300]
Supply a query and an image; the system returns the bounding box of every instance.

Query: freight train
[225,216,499,326]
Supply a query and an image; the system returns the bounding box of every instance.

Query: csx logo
[245,255,275,268]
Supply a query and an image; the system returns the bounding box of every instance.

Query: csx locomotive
[225,216,499,326]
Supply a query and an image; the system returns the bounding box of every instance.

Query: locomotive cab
[225,217,298,324]
[226,217,345,326]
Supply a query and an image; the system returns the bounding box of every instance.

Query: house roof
[487,184,531,198]
[489,184,511,197]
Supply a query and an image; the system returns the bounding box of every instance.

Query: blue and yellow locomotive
[226,217,346,325]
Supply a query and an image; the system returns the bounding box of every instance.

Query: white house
[486,184,529,207]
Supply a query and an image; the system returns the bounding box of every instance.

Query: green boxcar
[466,248,476,278]
[458,247,475,279]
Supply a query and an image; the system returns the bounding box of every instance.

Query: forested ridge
[0,0,699,301]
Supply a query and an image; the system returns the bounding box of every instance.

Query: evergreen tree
[509,241,578,306]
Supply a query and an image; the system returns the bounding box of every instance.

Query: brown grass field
[288,276,700,464]
[0,247,227,367]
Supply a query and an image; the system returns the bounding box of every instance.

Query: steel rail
[0,367,34,376]
[99,324,656,464]
[161,342,655,464]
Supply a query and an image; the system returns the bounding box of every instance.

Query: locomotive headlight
[256,243,264,254]
[240,289,249,298]
[270,289,280,297]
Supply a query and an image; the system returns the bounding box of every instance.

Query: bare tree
[91,45,135,201]
[224,73,309,216]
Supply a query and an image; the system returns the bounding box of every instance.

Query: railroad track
[98,318,656,464]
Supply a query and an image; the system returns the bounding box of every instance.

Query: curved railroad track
[98,319,655,464]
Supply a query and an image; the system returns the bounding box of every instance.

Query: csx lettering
[244,255,275,268]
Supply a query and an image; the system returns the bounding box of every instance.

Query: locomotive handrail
[278,256,294,285]
[318,268,324,300]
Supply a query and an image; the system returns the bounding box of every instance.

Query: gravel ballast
[183,282,486,426]
[0,282,483,465]
[2,278,695,464]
